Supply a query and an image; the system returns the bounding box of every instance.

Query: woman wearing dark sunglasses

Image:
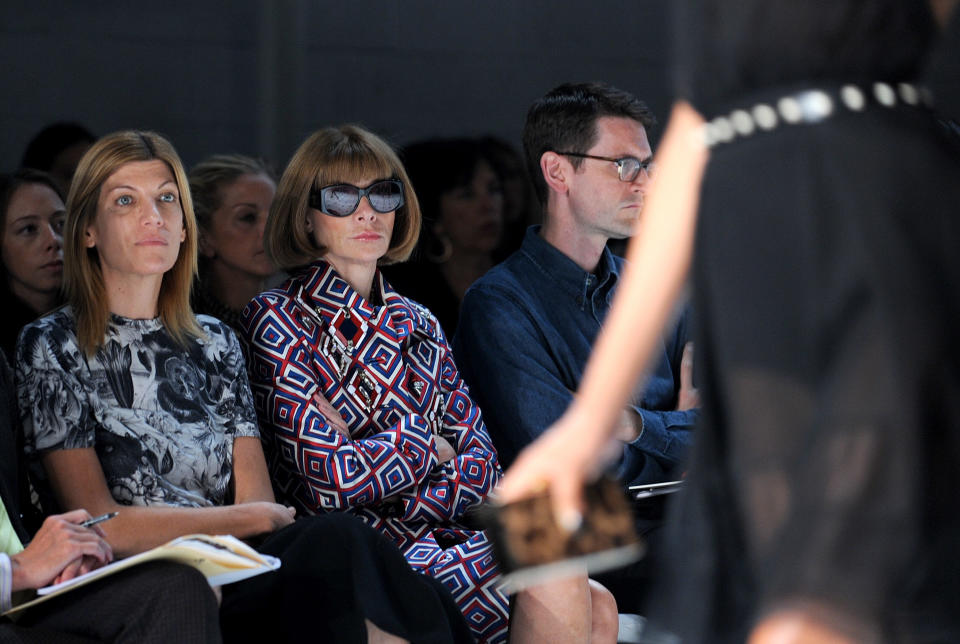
[241,125,618,644]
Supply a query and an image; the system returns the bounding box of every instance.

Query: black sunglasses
[308,179,405,217]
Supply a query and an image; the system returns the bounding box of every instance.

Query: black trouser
[1,561,221,644]
[220,514,473,644]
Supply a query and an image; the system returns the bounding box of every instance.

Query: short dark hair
[522,82,655,205]
[21,122,96,172]
[401,138,496,225]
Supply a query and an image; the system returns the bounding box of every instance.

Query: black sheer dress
[655,1,960,641]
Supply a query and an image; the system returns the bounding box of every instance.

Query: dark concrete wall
[1,1,671,171]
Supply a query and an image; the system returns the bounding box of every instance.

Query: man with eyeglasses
[453,82,698,614]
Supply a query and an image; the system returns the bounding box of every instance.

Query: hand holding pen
[9,509,115,591]
[80,511,118,529]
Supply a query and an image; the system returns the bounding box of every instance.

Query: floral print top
[16,307,259,508]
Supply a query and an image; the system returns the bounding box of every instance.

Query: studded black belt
[701,82,933,148]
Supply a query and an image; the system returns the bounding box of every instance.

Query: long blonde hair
[63,130,202,355]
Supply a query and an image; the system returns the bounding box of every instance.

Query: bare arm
[230,436,277,503]
[498,101,708,514]
[43,447,294,558]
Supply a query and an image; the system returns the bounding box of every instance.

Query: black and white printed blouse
[16,307,259,508]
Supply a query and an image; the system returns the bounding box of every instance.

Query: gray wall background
[1,1,672,171]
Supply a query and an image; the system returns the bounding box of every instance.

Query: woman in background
[189,154,278,332]
[384,138,504,337]
[478,135,540,260]
[0,169,65,361]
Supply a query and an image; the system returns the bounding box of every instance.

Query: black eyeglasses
[308,179,405,217]
[555,152,655,182]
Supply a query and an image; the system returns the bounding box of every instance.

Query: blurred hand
[10,509,113,591]
[53,554,103,585]
[497,408,607,531]
[676,342,699,411]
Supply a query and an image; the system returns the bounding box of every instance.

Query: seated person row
[15,130,474,643]
[240,125,617,643]
[454,83,700,612]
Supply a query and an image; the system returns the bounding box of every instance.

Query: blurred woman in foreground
[501,2,960,642]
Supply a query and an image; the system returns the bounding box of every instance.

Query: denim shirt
[454,226,697,486]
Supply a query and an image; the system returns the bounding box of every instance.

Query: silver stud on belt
[701,82,932,148]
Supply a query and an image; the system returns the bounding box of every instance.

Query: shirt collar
[519,225,621,302]
[294,259,434,341]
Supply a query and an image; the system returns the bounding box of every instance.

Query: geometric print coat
[241,260,509,643]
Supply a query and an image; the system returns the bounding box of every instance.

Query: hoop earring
[425,235,453,264]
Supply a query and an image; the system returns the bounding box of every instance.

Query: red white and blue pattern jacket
[241,260,502,536]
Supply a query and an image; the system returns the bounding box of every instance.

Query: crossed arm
[249,318,499,522]
[497,101,706,511]
[395,351,502,523]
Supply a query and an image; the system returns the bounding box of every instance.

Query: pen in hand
[80,511,118,528]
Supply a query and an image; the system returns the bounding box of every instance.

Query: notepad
[5,534,279,615]
[628,479,684,499]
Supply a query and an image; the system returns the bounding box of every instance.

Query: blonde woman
[189,154,278,332]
